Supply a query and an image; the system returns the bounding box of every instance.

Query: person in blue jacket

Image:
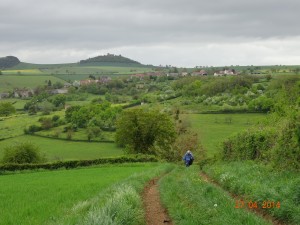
[183,150,194,167]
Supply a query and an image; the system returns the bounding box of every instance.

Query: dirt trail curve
[143,178,173,225]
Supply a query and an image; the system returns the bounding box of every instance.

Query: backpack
[189,156,194,165]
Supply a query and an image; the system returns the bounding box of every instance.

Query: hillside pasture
[187,113,267,157]
[42,65,154,76]
[0,75,66,92]
[0,99,29,111]
[0,135,123,162]
[0,114,41,140]
[0,163,160,225]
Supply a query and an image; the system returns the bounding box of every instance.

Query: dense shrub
[248,96,274,112]
[272,117,300,170]
[222,127,277,162]
[24,124,42,134]
[0,102,16,116]
[222,115,300,170]
[2,142,45,164]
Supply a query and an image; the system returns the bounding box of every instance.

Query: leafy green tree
[2,142,45,164]
[52,81,64,89]
[115,109,176,155]
[52,94,66,107]
[39,117,53,130]
[0,102,16,116]
[65,105,81,122]
[86,125,102,141]
[248,96,274,112]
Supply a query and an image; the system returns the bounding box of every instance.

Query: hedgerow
[0,155,158,172]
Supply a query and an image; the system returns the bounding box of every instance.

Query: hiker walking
[183,150,194,167]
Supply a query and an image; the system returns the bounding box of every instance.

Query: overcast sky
[1,0,300,67]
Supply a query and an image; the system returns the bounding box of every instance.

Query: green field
[0,75,66,92]
[0,135,123,162]
[1,69,44,75]
[0,99,29,110]
[0,114,41,139]
[187,113,267,156]
[41,65,154,76]
[0,163,160,225]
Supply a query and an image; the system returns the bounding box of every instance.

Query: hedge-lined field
[0,135,123,162]
[0,75,65,92]
[0,155,158,171]
[187,113,267,156]
[0,163,164,225]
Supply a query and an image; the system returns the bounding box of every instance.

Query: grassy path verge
[202,161,300,225]
[159,166,272,225]
[200,172,284,225]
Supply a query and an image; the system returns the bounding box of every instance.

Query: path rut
[200,172,285,225]
[143,178,173,225]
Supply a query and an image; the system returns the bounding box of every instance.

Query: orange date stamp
[235,199,281,209]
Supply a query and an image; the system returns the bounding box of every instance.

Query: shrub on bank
[2,142,45,164]
[222,115,300,170]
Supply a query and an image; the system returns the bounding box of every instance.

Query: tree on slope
[115,109,176,155]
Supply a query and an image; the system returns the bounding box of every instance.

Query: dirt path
[143,178,173,225]
[200,172,285,225]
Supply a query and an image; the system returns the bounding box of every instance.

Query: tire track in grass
[200,172,286,225]
[143,177,173,225]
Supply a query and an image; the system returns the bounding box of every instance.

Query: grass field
[1,69,44,75]
[41,65,154,76]
[0,163,163,225]
[203,161,300,224]
[0,99,29,110]
[0,75,66,92]
[0,114,41,140]
[0,135,123,162]
[187,113,267,157]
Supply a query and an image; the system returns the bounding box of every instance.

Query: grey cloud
[0,0,300,65]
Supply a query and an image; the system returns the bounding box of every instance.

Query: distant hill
[79,53,142,66]
[0,56,20,69]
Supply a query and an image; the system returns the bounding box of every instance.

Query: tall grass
[159,166,272,225]
[203,161,300,224]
